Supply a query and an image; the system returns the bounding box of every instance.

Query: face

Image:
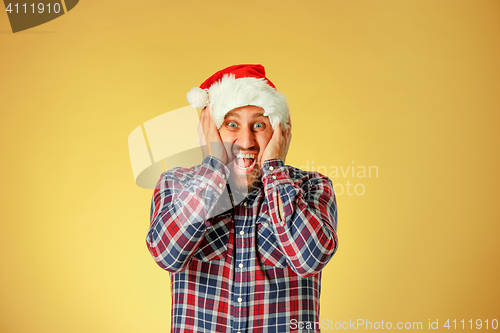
[219,105,273,191]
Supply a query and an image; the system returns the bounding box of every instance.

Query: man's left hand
[261,117,292,165]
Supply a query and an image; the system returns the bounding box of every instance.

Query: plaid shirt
[147,156,338,333]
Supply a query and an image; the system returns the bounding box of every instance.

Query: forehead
[224,105,269,121]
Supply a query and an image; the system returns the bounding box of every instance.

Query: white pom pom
[186,87,209,109]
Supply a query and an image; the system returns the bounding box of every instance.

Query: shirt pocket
[256,214,288,268]
[193,215,232,262]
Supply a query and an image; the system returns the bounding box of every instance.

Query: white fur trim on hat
[206,74,289,130]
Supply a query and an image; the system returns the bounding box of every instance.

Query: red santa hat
[186,64,289,130]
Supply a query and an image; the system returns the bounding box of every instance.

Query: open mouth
[234,152,257,172]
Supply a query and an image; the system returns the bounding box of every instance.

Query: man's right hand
[197,106,228,164]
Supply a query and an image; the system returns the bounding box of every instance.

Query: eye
[253,123,264,129]
[228,122,237,128]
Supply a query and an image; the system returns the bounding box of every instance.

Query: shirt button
[238,263,243,268]
[243,202,247,207]
[222,174,226,179]
[218,183,223,188]
[237,297,242,303]
[269,166,274,171]
[239,230,244,236]
[272,175,277,180]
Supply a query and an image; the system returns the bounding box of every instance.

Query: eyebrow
[225,112,266,119]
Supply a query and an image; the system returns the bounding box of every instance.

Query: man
[146,64,338,332]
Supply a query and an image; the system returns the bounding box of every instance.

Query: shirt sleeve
[146,155,231,273]
[261,159,338,277]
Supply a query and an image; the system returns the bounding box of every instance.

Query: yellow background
[1,0,499,332]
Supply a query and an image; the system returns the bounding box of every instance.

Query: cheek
[218,129,232,143]
[256,131,273,150]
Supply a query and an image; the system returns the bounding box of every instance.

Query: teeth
[234,152,256,170]
[235,153,256,159]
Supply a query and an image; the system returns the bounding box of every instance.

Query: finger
[209,116,226,160]
[206,108,223,146]
[278,121,287,147]
[199,109,205,136]
[202,108,212,142]
[200,107,206,132]
[202,107,210,134]
[201,107,213,155]
[274,121,282,140]
[198,110,210,158]
[197,122,207,145]
[207,109,219,138]
[285,117,292,140]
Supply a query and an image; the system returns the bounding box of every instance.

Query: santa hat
[186,64,289,130]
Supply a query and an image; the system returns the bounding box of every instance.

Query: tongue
[239,158,254,168]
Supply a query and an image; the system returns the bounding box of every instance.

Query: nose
[236,126,255,149]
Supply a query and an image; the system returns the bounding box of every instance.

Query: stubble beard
[230,163,263,194]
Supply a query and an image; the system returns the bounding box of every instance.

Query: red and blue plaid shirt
[147,156,338,332]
